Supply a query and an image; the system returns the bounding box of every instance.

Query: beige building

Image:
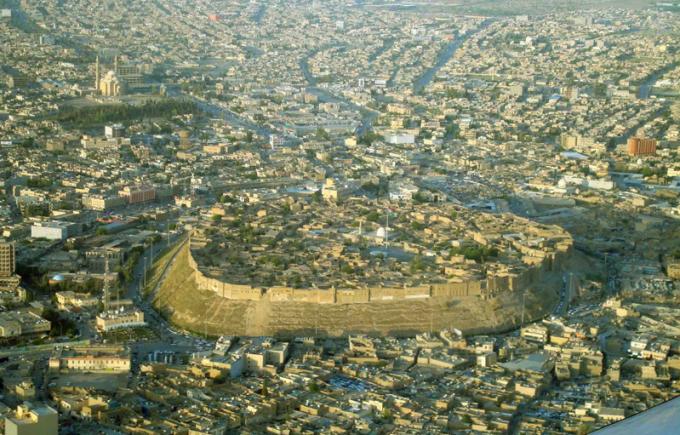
[95,308,145,332]
[0,241,21,299]
[99,70,123,96]
[0,241,15,277]
[521,324,549,343]
[203,144,229,154]
[82,194,126,211]
[5,402,58,435]
[55,291,99,310]
[118,185,155,205]
[49,354,130,373]
[321,178,339,202]
[0,311,51,338]
[0,319,21,337]
[667,262,680,280]
[14,381,36,400]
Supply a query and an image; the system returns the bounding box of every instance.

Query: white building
[389,181,419,201]
[5,403,58,435]
[30,221,75,241]
[385,134,415,145]
[477,352,498,368]
[104,123,125,139]
[560,175,614,191]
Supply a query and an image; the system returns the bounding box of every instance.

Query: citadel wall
[186,240,572,304]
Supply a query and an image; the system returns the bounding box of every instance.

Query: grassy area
[103,327,158,344]
[152,242,248,337]
[143,238,187,298]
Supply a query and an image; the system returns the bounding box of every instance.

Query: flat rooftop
[594,396,680,435]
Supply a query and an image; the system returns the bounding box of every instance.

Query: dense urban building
[0,0,678,433]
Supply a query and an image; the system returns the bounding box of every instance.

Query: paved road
[413,19,493,94]
[299,42,382,136]
[638,61,679,99]
[103,232,212,355]
[0,340,92,358]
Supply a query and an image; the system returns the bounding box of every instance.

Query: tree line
[51,99,201,127]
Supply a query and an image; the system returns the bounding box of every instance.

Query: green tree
[409,255,425,274]
[315,128,330,141]
[262,378,269,397]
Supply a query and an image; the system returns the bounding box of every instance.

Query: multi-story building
[82,194,126,211]
[0,241,15,277]
[5,403,58,435]
[49,353,131,373]
[627,137,657,156]
[104,123,126,139]
[95,308,145,332]
[0,311,51,337]
[115,62,146,89]
[85,245,125,273]
[118,185,156,205]
[30,221,79,241]
[54,291,99,310]
[0,242,23,302]
[521,324,550,343]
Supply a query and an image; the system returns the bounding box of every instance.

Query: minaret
[95,55,100,93]
[114,55,118,74]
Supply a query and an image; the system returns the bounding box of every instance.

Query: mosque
[94,56,125,97]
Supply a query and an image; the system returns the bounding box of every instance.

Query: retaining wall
[187,240,572,304]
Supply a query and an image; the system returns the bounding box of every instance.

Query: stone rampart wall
[186,240,572,304]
